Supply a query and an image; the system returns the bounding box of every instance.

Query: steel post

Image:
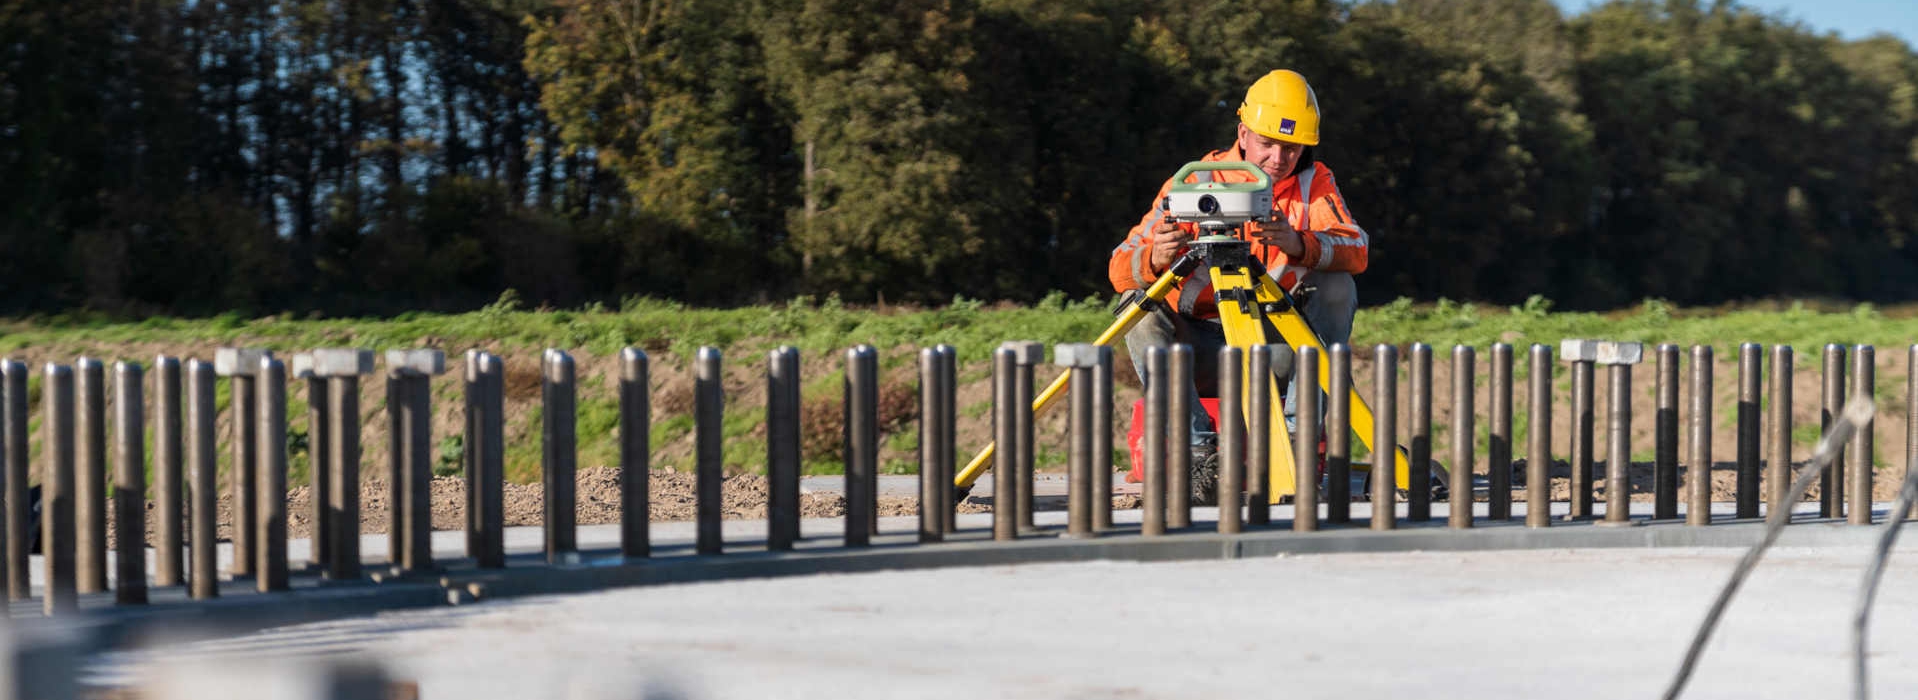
[1687,346,1714,526]
[256,358,289,591]
[75,358,105,593]
[543,350,578,562]
[1372,345,1399,530]
[1450,346,1475,529]
[1246,345,1272,526]
[1217,346,1244,534]
[1058,344,1098,538]
[1294,347,1322,532]
[387,350,444,574]
[1007,342,1043,532]
[1409,343,1432,522]
[1527,345,1552,528]
[327,373,363,578]
[1326,344,1353,524]
[473,354,504,568]
[1769,345,1794,515]
[1606,359,1635,525]
[1489,343,1513,521]
[844,346,878,547]
[1910,346,1918,520]
[153,357,183,588]
[113,362,147,604]
[305,363,331,576]
[221,351,263,578]
[384,370,402,565]
[1092,346,1114,531]
[1736,343,1762,519]
[1655,344,1680,519]
[1569,355,1595,519]
[1849,345,1875,525]
[43,364,77,615]
[1822,344,1847,518]
[920,348,944,543]
[186,361,218,600]
[622,348,653,557]
[2,361,24,600]
[936,345,958,534]
[460,351,477,560]
[694,347,723,555]
[992,347,1018,541]
[767,347,800,551]
[1144,346,1169,536]
[1167,344,1193,529]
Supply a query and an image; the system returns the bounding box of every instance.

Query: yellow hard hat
[1238,70,1321,146]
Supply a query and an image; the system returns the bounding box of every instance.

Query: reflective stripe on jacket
[1107,146,1368,319]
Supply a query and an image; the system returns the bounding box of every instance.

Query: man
[1108,69,1369,503]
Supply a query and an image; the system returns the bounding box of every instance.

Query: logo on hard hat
[1278,118,1296,135]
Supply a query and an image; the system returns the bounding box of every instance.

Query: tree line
[4,0,1915,316]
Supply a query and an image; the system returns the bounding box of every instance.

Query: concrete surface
[86,544,1918,699]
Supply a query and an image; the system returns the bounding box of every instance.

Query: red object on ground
[1124,398,1220,483]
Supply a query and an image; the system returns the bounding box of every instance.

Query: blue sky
[1554,0,1916,44]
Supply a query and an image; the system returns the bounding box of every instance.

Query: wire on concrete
[1663,397,1874,700]
[1852,435,1918,700]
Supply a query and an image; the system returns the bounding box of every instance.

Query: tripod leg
[1207,265,1302,501]
[1253,275,1415,492]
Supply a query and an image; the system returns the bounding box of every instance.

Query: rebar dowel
[1850,345,1875,526]
[1770,345,1794,515]
[844,346,878,547]
[1294,347,1322,532]
[2,361,25,600]
[257,358,289,591]
[1655,344,1680,519]
[1144,347,1170,536]
[543,350,578,562]
[1570,357,1595,519]
[1823,344,1848,518]
[44,364,77,615]
[1063,346,1097,538]
[1606,359,1634,525]
[75,358,105,594]
[919,348,942,543]
[1012,343,1040,533]
[766,348,800,551]
[1093,346,1115,531]
[1372,345,1400,529]
[1409,343,1432,522]
[1910,345,1918,521]
[231,371,257,578]
[401,369,432,572]
[384,370,402,565]
[1218,346,1245,534]
[153,357,183,587]
[992,347,1018,541]
[1489,344,1514,521]
[692,347,723,555]
[936,345,958,534]
[187,361,218,600]
[113,362,147,604]
[1527,345,1552,528]
[472,355,504,568]
[328,372,365,578]
[1688,346,1713,526]
[1737,343,1763,519]
[1450,346,1475,529]
[621,348,653,557]
[1168,344,1194,529]
[308,369,332,575]
[1326,344,1353,524]
[1247,345,1273,526]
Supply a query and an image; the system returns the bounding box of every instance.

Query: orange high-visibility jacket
[1108,146,1368,320]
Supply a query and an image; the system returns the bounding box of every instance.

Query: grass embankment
[0,293,1907,486]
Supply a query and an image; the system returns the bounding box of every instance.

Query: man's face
[1238,123,1305,181]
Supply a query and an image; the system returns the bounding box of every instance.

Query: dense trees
[4,0,1916,314]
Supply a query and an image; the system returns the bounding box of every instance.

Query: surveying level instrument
[953,160,1419,502]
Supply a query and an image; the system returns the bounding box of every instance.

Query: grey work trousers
[1123,270,1356,445]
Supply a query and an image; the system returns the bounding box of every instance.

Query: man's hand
[1147,219,1191,272]
[1255,218,1306,259]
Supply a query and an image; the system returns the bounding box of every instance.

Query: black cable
[1852,439,1918,700]
[1663,397,1874,700]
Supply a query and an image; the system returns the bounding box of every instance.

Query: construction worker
[1108,69,1368,504]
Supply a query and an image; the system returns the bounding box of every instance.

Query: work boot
[1189,435,1220,506]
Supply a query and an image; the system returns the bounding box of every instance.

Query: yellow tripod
[952,182,1413,501]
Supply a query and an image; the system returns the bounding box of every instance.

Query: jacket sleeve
[1292,169,1369,274]
[1108,176,1185,292]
